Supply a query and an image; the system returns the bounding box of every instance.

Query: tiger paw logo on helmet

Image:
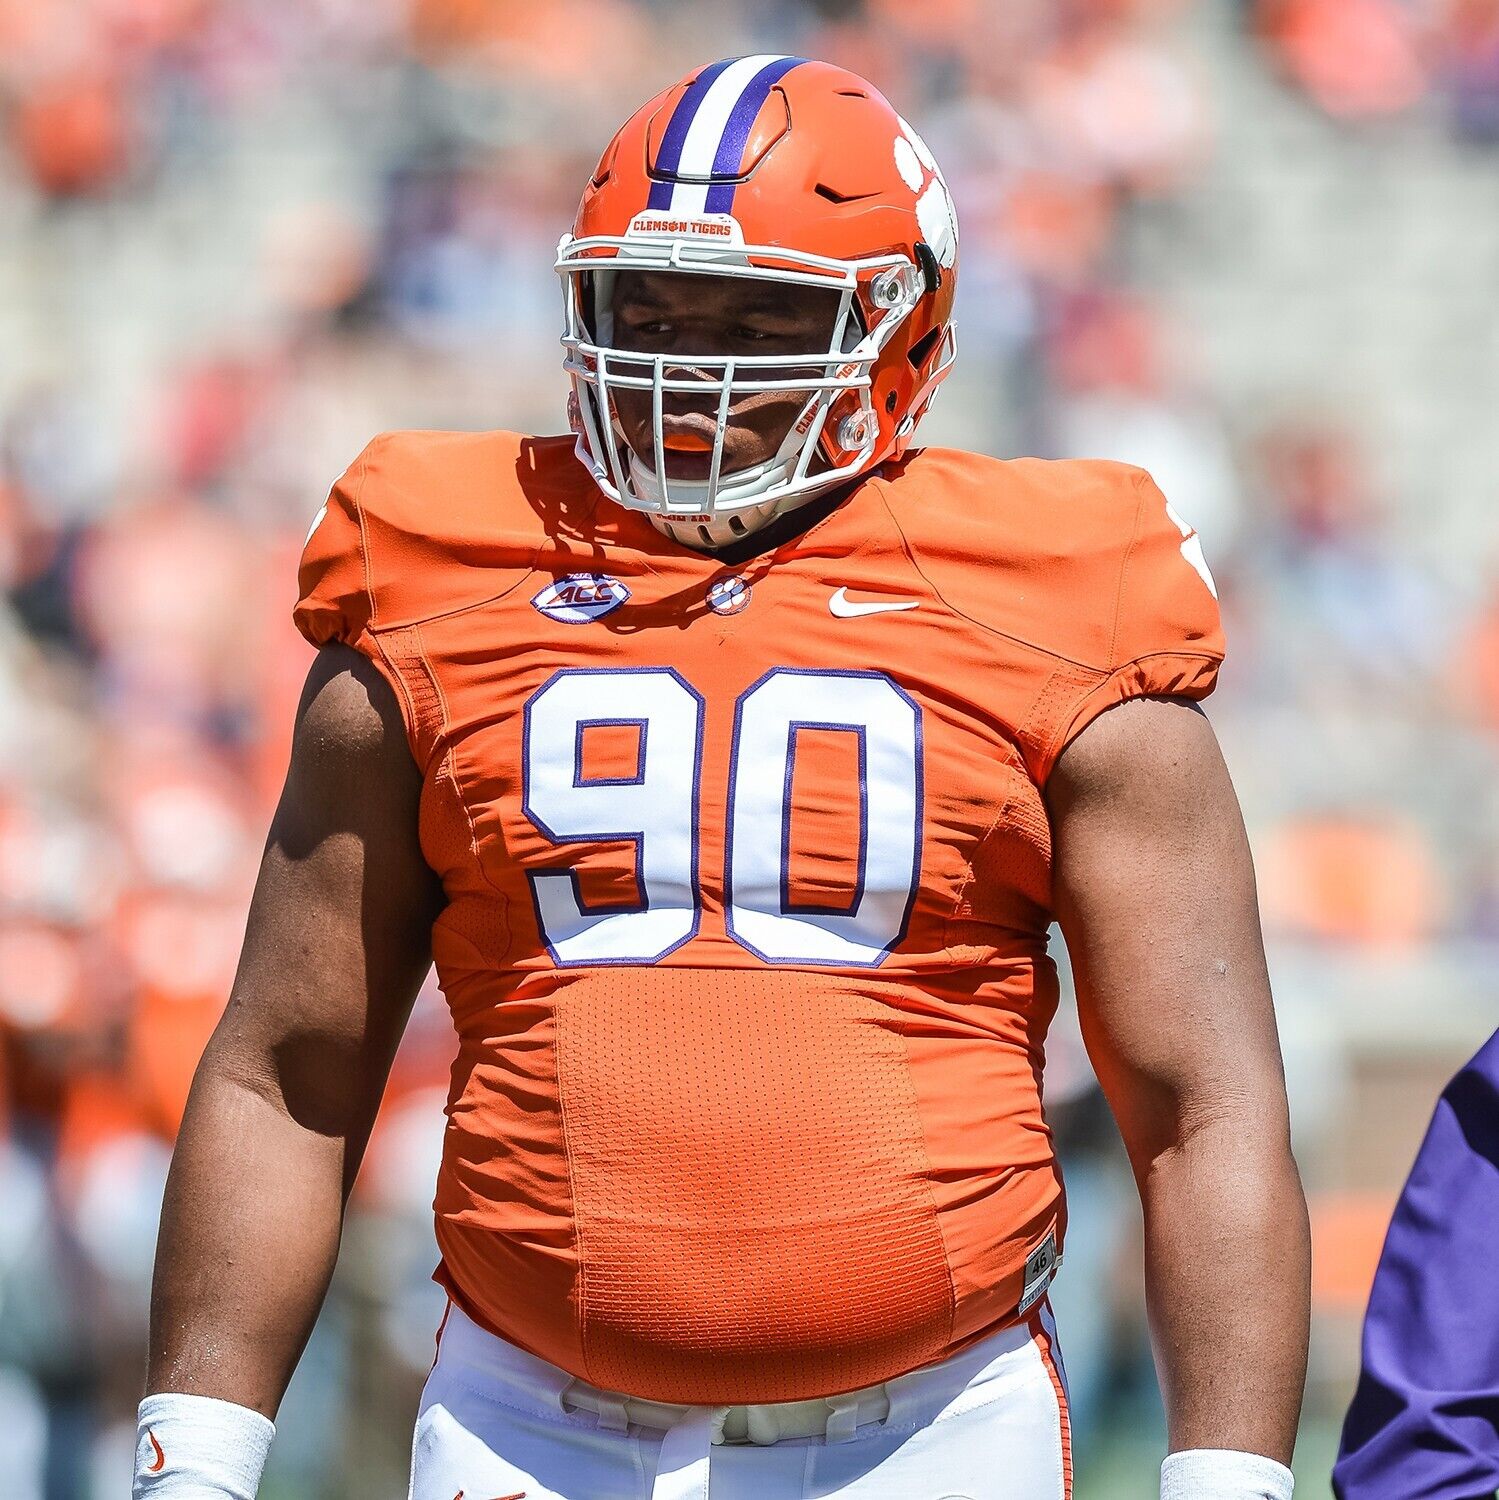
[556,56,958,545]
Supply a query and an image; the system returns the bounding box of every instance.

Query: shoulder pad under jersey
[876,447,1225,782]
[295,429,599,648]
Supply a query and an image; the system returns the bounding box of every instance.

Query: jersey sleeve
[1027,466,1225,783]
[294,426,570,652]
[294,438,377,650]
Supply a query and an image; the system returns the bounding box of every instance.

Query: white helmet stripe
[665,55,797,216]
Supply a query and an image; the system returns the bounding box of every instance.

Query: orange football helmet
[557,56,959,545]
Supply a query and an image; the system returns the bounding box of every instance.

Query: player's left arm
[1047,693,1310,1478]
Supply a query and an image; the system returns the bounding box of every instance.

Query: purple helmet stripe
[702,56,807,214]
[646,57,736,210]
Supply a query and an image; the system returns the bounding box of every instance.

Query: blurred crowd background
[2,0,1498,1494]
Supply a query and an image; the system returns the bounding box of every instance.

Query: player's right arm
[139,643,441,1489]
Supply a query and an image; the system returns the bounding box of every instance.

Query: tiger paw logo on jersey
[706,575,750,615]
[531,573,630,624]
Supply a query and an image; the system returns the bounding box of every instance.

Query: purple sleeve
[1334,1028,1499,1500]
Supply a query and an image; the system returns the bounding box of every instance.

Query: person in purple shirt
[1335,1027,1499,1499]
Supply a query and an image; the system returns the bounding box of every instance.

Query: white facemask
[557,237,932,549]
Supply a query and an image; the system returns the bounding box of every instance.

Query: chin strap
[629,449,834,552]
[644,493,815,551]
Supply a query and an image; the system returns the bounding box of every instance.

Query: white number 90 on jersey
[522,668,922,968]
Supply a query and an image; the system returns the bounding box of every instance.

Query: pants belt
[561,1375,896,1500]
[561,1380,892,1443]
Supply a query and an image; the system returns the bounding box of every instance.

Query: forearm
[147,1058,359,1416]
[1138,1117,1310,1465]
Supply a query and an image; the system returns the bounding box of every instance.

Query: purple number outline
[724,667,923,969]
[573,718,648,788]
[779,722,867,918]
[521,666,704,968]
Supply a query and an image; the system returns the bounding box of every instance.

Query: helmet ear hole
[907,324,943,372]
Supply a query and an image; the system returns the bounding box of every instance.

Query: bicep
[1045,696,1287,1170]
[208,644,442,1131]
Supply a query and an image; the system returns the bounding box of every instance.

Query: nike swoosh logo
[828,587,919,618]
[146,1430,165,1473]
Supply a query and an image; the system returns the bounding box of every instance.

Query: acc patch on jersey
[531,573,630,624]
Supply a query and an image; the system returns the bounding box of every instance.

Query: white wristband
[135,1393,275,1499]
[1161,1448,1294,1500]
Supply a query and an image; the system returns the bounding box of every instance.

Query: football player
[137,57,1309,1500]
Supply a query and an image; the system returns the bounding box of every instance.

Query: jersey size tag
[1017,1226,1059,1316]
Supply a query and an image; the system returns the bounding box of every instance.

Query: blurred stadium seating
[2,0,1497,1495]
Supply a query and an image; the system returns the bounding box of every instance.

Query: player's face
[609,270,842,481]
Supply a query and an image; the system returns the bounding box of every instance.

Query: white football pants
[408,1300,1072,1500]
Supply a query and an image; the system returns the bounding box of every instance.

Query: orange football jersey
[294,431,1223,1404]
